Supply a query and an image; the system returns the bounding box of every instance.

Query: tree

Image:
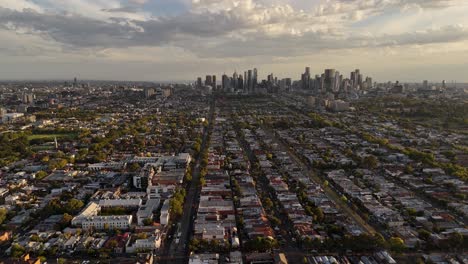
[340,195,348,203]
[10,243,25,258]
[108,240,118,249]
[35,170,48,180]
[61,213,73,228]
[389,237,406,253]
[362,155,379,169]
[65,199,84,214]
[404,165,414,174]
[447,232,463,249]
[128,163,141,172]
[136,233,148,240]
[312,207,324,222]
[263,198,274,209]
[418,229,431,241]
[143,218,153,226]
[0,208,7,225]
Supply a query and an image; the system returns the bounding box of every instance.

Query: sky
[0,0,468,82]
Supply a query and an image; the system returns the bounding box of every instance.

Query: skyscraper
[222,74,229,92]
[205,75,212,87]
[253,68,258,92]
[22,92,34,104]
[301,67,311,90]
[247,70,253,93]
[324,69,336,93]
[350,69,362,89]
[238,74,244,91]
[244,71,247,88]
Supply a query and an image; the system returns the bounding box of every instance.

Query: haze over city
[1,0,468,81]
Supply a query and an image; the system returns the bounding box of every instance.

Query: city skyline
[1,0,468,81]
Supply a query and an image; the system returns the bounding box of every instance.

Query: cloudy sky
[0,0,468,82]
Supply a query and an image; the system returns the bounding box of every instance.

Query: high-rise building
[238,75,244,91]
[22,93,34,104]
[267,73,274,83]
[365,77,373,89]
[144,87,155,99]
[279,78,292,90]
[212,75,216,90]
[247,70,253,93]
[196,77,202,88]
[301,67,311,90]
[315,75,323,92]
[252,68,258,92]
[222,74,229,92]
[323,69,336,93]
[205,75,212,87]
[423,80,429,90]
[244,71,247,88]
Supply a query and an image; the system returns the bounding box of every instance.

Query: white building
[160,199,170,226]
[88,162,126,171]
[98,198,142,209]
[81,215,132,230]
[126,234,161,253]
[137,199,160,225]
[327,100,350,112]
[1,113,24,123]
[71,202,101,226]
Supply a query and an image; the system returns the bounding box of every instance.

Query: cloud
[0,0,468,81]
[1,1,467,59]
[129,0,148,4]
[0,0,43,12]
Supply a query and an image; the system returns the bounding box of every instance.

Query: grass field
[27,133,77,141]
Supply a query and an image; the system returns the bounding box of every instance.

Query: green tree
[362,155,379,169]
[10,243,25,258]
[143,218,153,226]
[312,207,324,222]
[447,232,463,249]
[418,229,431,241]
[64,199,84,214]
[404,165,414,174]
[263,198,274,209]
[35,170,48,180]
[389,237,406,253]
[61,213,73,228]
[0,208,7,225]
[323,180,329,187]
[128,163,141,172]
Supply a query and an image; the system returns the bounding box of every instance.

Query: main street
[161,96,215,264]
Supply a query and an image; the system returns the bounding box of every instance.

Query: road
[233,121,304,264]
[261,125,377,235]
[161,96,215,264]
